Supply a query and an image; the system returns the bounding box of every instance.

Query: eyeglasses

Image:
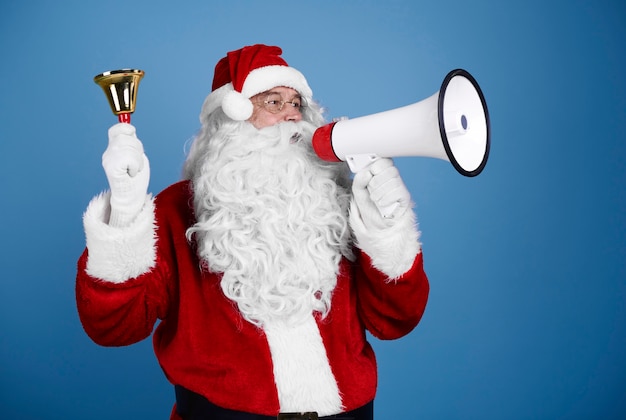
[256,92,307,114]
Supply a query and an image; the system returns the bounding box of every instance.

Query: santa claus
[76,44,429,420]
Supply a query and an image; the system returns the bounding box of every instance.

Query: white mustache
[259,120,315,147]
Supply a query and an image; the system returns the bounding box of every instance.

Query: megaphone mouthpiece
[312,122,342,162]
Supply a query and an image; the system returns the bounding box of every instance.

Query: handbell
[94,69,144,123]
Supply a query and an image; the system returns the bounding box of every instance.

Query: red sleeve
[75,250,172,347]
[355,250,429,340]
[75,182,191,347]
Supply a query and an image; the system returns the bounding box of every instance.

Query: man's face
[247,86,304,129]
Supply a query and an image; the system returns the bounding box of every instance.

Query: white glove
[350,158,420,278]
[102,123,150,228]
[351,158,411,229]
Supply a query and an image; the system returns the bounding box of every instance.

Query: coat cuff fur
[349,200,421,280]
[83,191,157,283]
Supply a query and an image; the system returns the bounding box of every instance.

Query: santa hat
[201,44,313,121]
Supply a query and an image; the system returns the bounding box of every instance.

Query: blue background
[1,0,624,418]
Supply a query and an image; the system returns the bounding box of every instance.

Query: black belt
[175,385,374,420]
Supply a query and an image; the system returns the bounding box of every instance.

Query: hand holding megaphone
[352,158,410,221]
[325,118,405,218]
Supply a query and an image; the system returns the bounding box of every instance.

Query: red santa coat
[76,180,429,417]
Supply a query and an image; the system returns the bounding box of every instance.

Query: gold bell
[94,69,144,123]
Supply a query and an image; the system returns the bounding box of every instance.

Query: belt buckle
[277,412,319,420]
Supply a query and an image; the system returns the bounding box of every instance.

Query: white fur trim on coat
[83,191,157,283]
[263,315,343,416]
[349,200,421,280]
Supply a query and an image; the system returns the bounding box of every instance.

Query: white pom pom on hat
[201,44,313,121]
[221,89,254,121]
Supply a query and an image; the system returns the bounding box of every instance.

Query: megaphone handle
[118,113,131,124]
[346,153,379,173]
[348,154,401,219]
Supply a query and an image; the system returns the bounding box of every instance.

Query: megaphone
[312,69,490,176]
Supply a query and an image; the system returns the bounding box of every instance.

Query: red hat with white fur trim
[201,44,313,121]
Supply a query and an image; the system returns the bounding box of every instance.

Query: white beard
[186,119,353,327]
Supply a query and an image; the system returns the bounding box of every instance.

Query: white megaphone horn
[312,69,490,177]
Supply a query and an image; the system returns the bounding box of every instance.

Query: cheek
[249,109,279,129]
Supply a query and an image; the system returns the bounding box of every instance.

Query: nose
[282,105,302,122]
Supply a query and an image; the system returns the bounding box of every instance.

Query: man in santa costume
[76,44,429,420]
